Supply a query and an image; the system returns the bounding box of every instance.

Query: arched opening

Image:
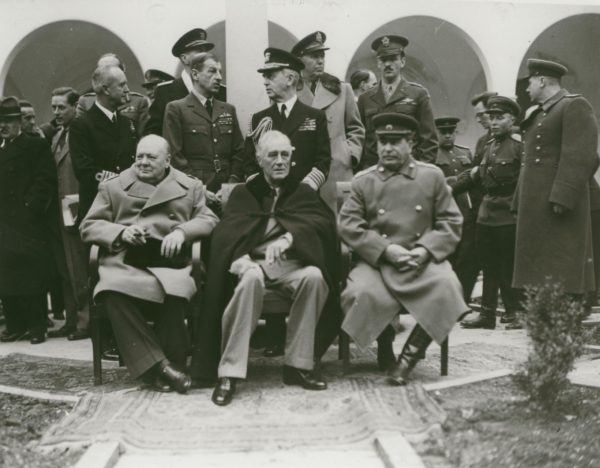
[516,14,600,124]
[347,16,489,149]
[174,21,298,82]
[2,20,144,125]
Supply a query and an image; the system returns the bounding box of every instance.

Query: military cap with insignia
[171,28,214,57]
[257,48,305,73]
[291,31,330,56]
[373,112,419,136]
[486,96,521,117]
[525,58,568,79]
[371,35,409,58]
[471,91,498,107]
[0,96,22,119]
[435,116,460,130]
[142,69,175,88]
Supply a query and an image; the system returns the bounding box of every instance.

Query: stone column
[225,0,269,133]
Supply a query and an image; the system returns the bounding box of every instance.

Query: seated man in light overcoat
[339,113,469,385]
[80,135,218,393]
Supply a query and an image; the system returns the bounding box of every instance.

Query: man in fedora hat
[0,96,57,344]
[357,35,437,169]
[144,28,218,136]
[513,59,599,298]
[292,31,364,211]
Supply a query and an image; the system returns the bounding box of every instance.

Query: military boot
[376,325,396,371]
[388,325,432,386]
[461,307,496,329]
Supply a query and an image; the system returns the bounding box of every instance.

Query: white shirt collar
[190,88,208,106]
[94,101,116,121]
[181,70,193,92]
[277,95,297,117]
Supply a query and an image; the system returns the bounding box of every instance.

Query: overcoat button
[378,208,385,215]
[291,161,296,167]
[168,213,176,219]
[415,205,422,212]
[382,234,388,239]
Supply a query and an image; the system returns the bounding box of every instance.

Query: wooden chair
[335,181,449,376]
[89,241,203,385]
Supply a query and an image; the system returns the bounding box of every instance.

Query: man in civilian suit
[143,28,215,136]
[69,65,138,221]
[243,48,332,358]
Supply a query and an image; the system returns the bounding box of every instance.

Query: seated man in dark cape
[190,130,340,406]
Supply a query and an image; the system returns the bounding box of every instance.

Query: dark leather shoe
[461,314,496,330]
[102,348,120,361]
[157,361,191,394]
[263,344,284,358]
[30,334,46,345]
[68,329,90,341]
[0,330,28,342]
[388,359,411,386]
[48,325,75,338]
[283,366,327,390]
[211,378,236,406]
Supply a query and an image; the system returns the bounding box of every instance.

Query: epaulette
[80,92,94,97]
[129,91,144,98]
[511,134,522,143]
[565,93,582,98]
[415,160,438,169]
[483,137,495,146]
[454,144,470,150]
[156,80,174,88]
[354,166,377,178]
[406,81,426,90]
[320,72,341,96]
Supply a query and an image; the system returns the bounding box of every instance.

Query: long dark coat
[0,134,57,295]
[190,175,340,380]
[513,89,599,294]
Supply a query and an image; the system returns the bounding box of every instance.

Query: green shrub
[514,280,590,410]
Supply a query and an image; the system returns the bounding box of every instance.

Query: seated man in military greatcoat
[339,113,468,385]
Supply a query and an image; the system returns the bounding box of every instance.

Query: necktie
[111,113,117,124]
[205,99,213,116]
[280,104,287,120]
[310,80,318,94]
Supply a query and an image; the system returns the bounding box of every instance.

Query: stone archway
[2,20,144,125]
[516,13,600,124]
[347,16,489,149]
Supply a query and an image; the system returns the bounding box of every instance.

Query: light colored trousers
[218,265,329,379]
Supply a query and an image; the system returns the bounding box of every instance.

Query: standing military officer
[142,69,175,103]
[143,29,216,136]
[163,52,244,193]
[513,59,599,298]
[339,113,467,383]
[459,96,524,329]
[293,31,365,210]
[357,35,437,169]
[77,53,149,137]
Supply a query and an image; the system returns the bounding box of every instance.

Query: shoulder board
[483,137,495,146]
[320,72,341,95]
[406,81,426,90]
[416,161,437,169]
[128,91,144,98]
[80,92,95,98]
[156,80,174,88]
[106,173,119,181]
[565,93,582,98]
[354,166,377,178]
[511,134,522,143]
[454,144,470,150]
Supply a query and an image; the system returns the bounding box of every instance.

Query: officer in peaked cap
[144,28,217,136]
[458,95,524,330]
[357,34,437,170]
[292,30,364,212]
[257,47,305,73]
[142,69,176,101]
[339,110,466,384]
[513,56,599,303]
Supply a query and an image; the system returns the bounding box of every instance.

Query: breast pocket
[491,159,518,182]
[393,102,417,115]
[218,124,233,135]
[183,125,210,153]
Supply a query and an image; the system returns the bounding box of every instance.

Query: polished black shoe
[499,312,517,324]
[68,329,90,341]
[388,324,432,386]
[30,334,46,345]
[461,314,496,330]
[48,325,75,338]
[102,348,120,361]
[211,378,236,406]
[0,330,28,342]
[157,361,192,394]
[263,344,284,358]
[283,366,327,390]
[52,310,65,320]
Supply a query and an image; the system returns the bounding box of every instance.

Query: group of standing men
[0,24,598,405]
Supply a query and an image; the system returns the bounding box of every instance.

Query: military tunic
[76,91,149,136]
[435,144,473,217]
[338,158,467,348]
[357,79,437,169]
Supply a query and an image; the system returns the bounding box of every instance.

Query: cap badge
[385,124,393,130]
[199,31,206,40]
[265,52,271,61]
[315,32,323,43]
[381,36,390,47]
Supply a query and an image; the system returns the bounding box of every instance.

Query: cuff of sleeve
[415,238,441,262]
[302,168,327,189]
[549,181,579,210]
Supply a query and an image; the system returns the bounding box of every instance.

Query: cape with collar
[191,174,341,379]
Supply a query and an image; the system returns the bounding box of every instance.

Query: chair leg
[339,331,350,374]
[440,337,449,376]
[91,314,103,386]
